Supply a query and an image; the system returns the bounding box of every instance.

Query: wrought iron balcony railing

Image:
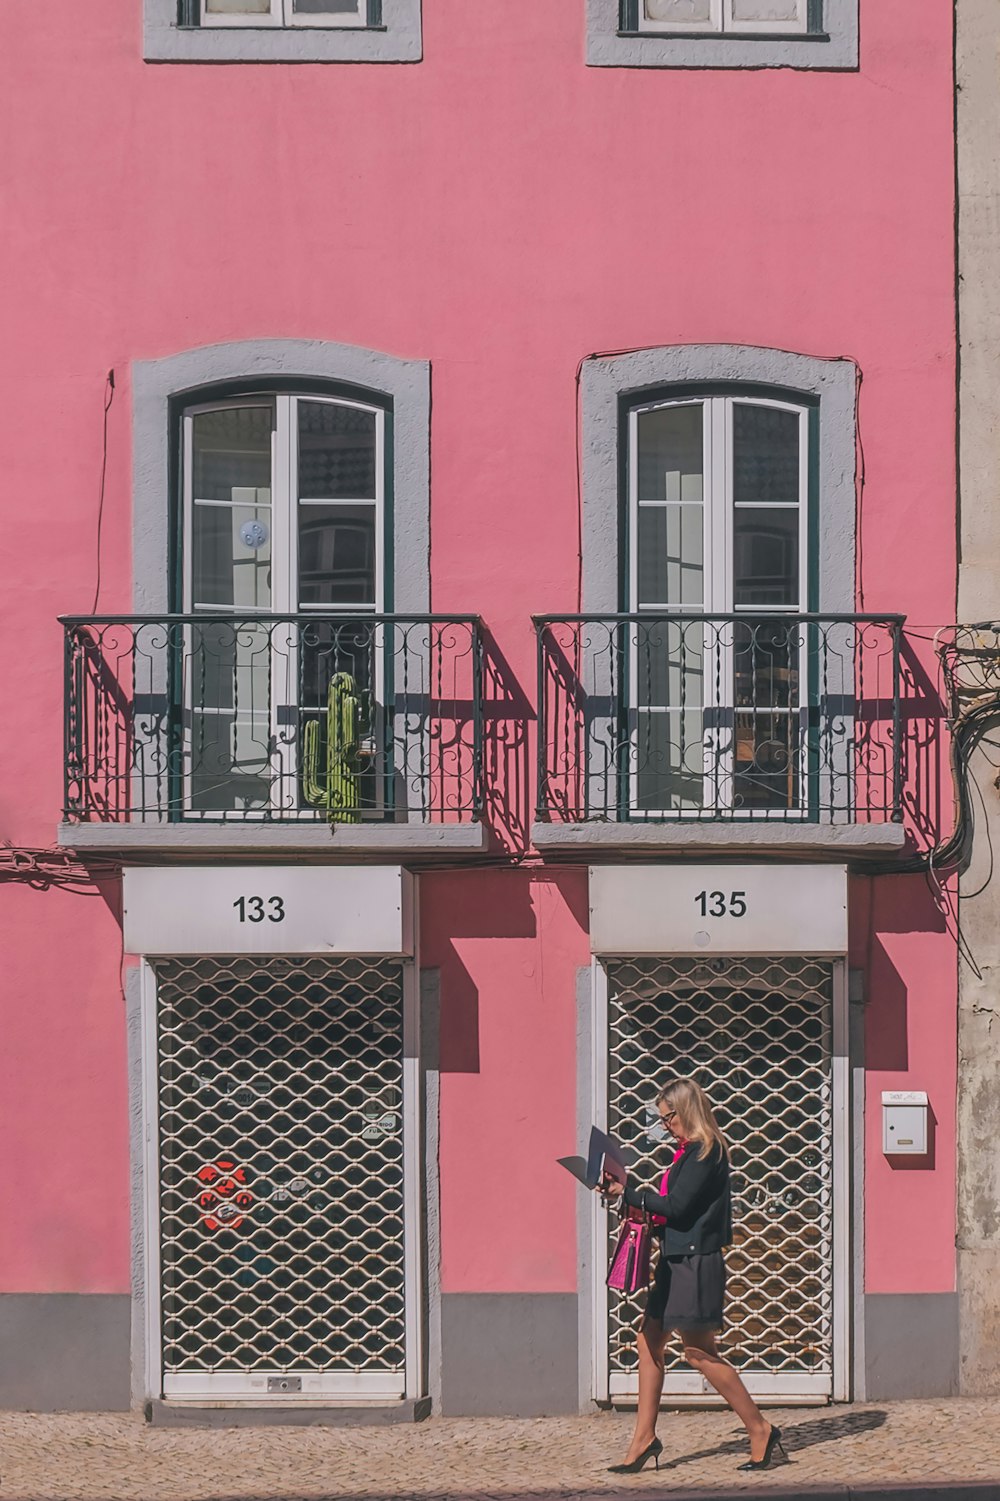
[62,615,484,826]
[534,613,905,825]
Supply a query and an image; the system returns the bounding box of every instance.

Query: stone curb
[602,1484,1000,1501]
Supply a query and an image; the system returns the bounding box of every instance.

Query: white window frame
[200,0,368,29]
[181,392,386,618]
[627,393,810,819]
[637,0,807,33]
[180,391,386,820]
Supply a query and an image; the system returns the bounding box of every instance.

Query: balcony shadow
[480,629,534,857]
[863,935,909,1071]
[422,869,539,1075]
[897,636,947,853]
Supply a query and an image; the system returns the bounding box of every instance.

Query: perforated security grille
[154,956,406,1375]
[606,957,834,1379]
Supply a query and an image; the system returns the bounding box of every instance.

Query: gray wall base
[148,1396,430,1426]
[0,1294,130,1411]
[440,1293,579,1416]
[864,1293,960,1399]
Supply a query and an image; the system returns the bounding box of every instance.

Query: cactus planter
[303,672,363,823]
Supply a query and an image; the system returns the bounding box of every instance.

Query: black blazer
[623,1142,732,1257]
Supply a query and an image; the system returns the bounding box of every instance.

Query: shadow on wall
[422,869,588,1076]
[852,873,949,1074]
[481,628,534,857]
[425,871,538,1076]
[899,636,947,852]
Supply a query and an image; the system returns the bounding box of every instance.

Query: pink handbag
[606,1209,652,1294]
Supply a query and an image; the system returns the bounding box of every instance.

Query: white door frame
[140,951,423,1404]
[589,953,850,1405]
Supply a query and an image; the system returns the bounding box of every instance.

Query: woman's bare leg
[679,1328,773,1462]
[622,1318,669,1462]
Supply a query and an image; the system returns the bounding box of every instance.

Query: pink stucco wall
[423,871,589,1294]
[0,0,956,1302]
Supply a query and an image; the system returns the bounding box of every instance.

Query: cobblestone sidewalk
[0,1402,998,1501]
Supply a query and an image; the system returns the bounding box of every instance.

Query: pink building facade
[0,1,960,1415]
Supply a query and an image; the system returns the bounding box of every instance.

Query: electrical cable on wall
[91,368,115,615]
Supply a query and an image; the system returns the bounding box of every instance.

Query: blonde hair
[657,1077,730,1162]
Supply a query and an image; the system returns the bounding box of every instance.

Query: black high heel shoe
[737,1423,787,1471]
[608,1437,663,1474]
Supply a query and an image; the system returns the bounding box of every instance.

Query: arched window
[625,387,813,813]
[552,344,867,824]
[127,340,433,823]
[181,391,387,618]
[628,392,810,618]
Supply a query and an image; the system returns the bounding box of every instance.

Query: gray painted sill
[532,822,907,857]
[58,823,487,859]
[148,1396,431,1426]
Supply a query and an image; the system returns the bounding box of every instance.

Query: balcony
[533,613,909,858]
[59,614,487,859]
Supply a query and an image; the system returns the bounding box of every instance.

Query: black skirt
[645,1250,726,1330]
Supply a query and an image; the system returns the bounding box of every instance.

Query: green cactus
[303,672,363,823]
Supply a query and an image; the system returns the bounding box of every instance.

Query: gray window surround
[580,343,857,615]
[586,0,858,69]
[526,341,908,854]
[133,337,429,615]
[143,0,421,63]
[71,339,493,857]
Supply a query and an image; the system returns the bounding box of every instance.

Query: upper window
[144,0,421,62]
[195,0,375,28]
[637,0,807,35]
[586,0,857,69]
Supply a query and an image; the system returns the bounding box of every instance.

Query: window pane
[205,0,271,12]
[635,619,704,710]
[729,0,804,22]
[733,710,799,812]
[637,509,666,605]
[733,508,799,607]
[733,404,800,506]
[637,404,703,504]
[188,623,272,813]
[634,710,705,813]
[733,618,800,711]
[298,402,377,500]
[644,0,715,25]
[637,405,704,609]
[639,505,704,607]
[192,494,272,610]
[293,0,362,11]
[192,406,273,502]
[298,504,376,606]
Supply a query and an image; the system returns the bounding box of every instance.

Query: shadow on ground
[657,1405,889,1472]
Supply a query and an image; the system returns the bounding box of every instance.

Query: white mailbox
[881,1091,929,1155]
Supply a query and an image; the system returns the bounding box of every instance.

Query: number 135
[695,890,747,918]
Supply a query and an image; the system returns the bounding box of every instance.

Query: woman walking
[602,1077,786,1475]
